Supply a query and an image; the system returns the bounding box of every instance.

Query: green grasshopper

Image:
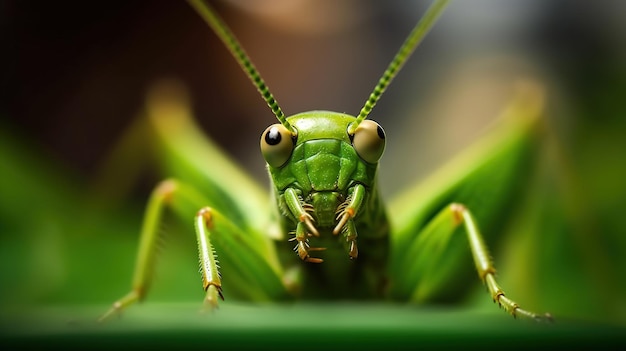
[100,0,551,322]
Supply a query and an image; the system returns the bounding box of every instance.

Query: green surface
[1,303,624,350]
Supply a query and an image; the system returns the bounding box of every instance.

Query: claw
[513,307,555,323]
[98,290,141,323]
[295,240,324,263]
[333,208,354,235]
[202,284,223,313]
[300,213,319,237]
[348,240,358,259]
[98,302,122,323]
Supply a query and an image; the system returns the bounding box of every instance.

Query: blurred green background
[2,0,626,347]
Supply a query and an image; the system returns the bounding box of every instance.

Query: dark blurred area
[2,0,626,328]
[5,1,248,176]
[4,0,397,182]
[3,0,626,189]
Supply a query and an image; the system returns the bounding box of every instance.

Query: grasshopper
[100,0,551,322]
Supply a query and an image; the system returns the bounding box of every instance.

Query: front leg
[333,184,367,259]
[283,188,325,263]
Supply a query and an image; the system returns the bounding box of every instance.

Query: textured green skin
[267,111,389,299]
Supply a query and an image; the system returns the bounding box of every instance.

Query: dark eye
[351,120,385,164]
[260,124,295,167]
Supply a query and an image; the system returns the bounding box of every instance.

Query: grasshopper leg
[195,208,224,310]
[449,203,553,321]
[392,202,552,322]
[333,184,367,259]
[99,180,178,322]
[99,179,287,322]
[284,188,324,263]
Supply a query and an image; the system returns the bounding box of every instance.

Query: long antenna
[187,0,295,135]
[348,0,450,134]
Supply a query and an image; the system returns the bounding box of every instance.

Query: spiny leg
[194,205,288,311]
[450,203,552,321]
[290,222,325,264]
[334,184,367,259]
[393,202,552,322]
[191,202,288,305]
[99,179,286,322]
[99,180,178,322]
[195,208,223,309]
[283,188,324,263]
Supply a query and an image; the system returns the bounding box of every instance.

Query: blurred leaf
[1,302,625,350]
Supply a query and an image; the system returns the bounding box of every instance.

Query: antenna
[187,0,296,135]
[348,0,450,134]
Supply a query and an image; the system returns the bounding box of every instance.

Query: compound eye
[260,124,295,167]
[352,120,385,164]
